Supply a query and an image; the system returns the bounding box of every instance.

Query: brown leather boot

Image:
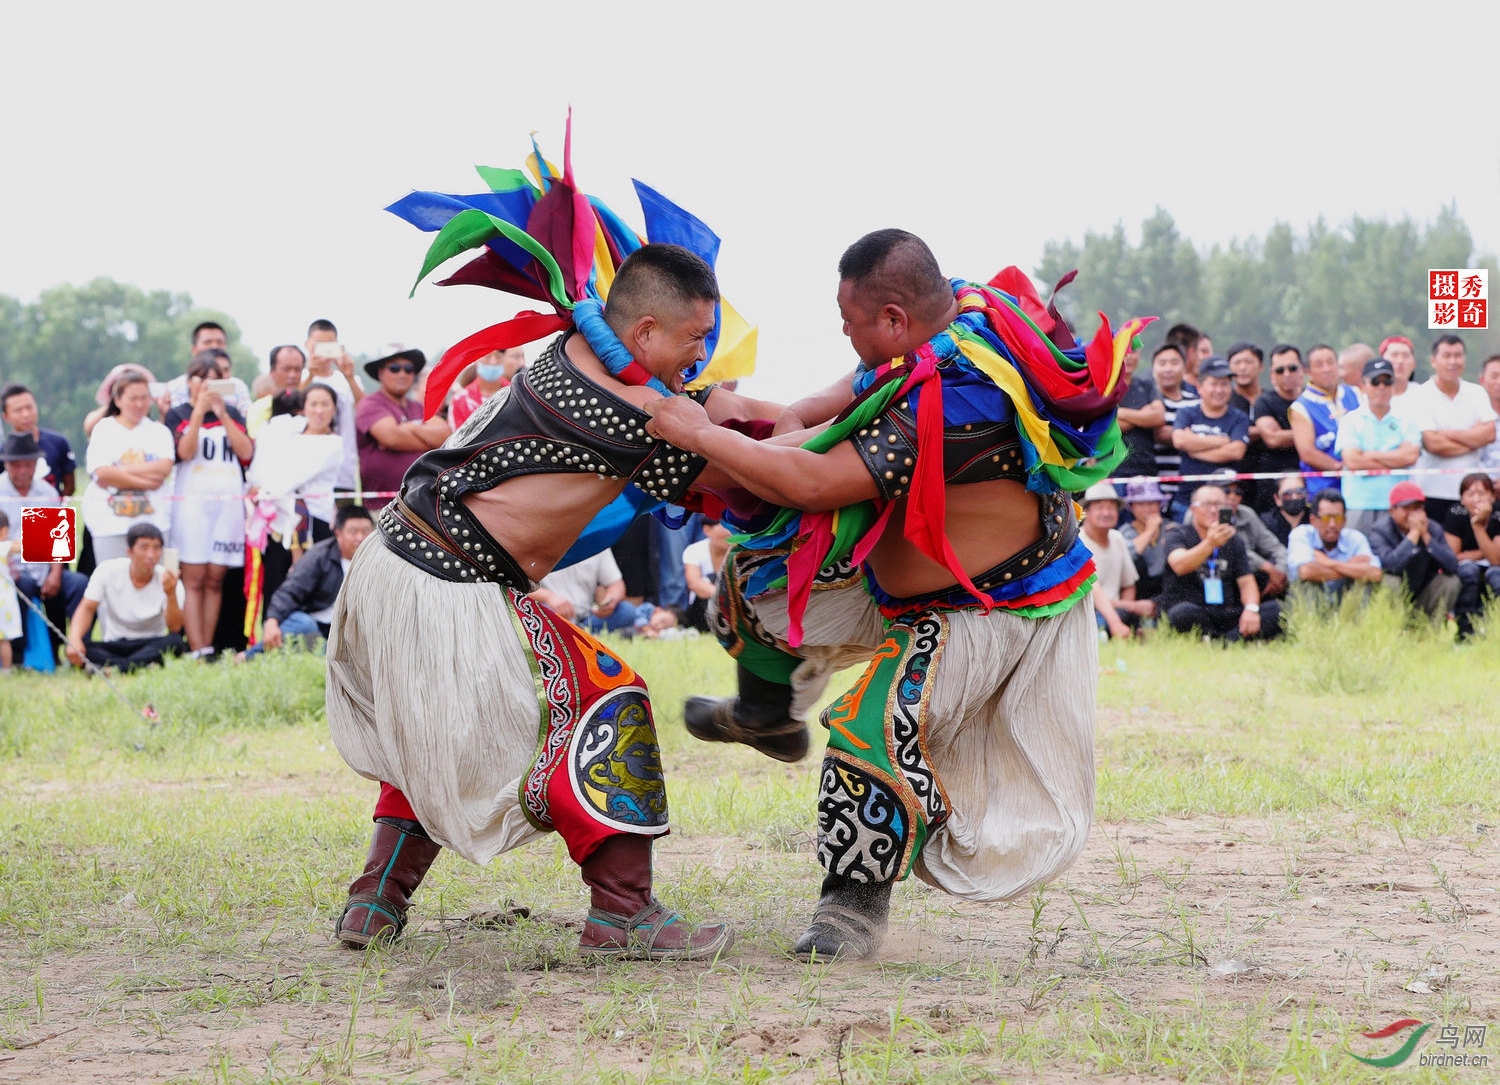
[336,817,442,949]
[577,835,734,961]
[683,662,810,763]
[792,871,892,961]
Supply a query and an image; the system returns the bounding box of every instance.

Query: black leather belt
[376,499,530,587]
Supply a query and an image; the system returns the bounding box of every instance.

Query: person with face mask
[448,348,526,429]
[1261,473,1310,547]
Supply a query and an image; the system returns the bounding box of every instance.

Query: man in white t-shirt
[532,549,650,634]
[1079,482,1150,638]
[1409,334,1498,521]
[66,523,185,672]
[1479,353,1500,474]
[303,318,365,492]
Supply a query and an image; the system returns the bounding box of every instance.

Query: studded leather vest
[850,391,1026,501]
[378,333,709,585]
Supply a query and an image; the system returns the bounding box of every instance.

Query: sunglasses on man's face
[1316,513,1346,525]
[1272,365,1301,375]
[1368,375,1394,387]
[384,363,415,374]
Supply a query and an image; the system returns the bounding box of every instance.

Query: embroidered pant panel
[327,539,667,866]
[817,600,1097,902]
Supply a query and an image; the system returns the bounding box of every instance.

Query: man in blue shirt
[1172,356,1250,506]
[1287,489,1384,604]
[1335,357,1422,534]
[1289,345,1360,497]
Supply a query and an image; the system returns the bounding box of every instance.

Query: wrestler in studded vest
[376,333,710,586]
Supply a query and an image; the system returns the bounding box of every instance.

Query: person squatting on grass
[643,230,1143,960]
[1159,484,1283,642]
[326,244,792,960]
[65,522,186,673]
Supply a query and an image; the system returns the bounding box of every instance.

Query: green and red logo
[1348,1019,1430,1068]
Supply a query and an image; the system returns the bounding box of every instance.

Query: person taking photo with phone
[303,319,364,494]
[164,357,254,655]
[1159,484,1282,641]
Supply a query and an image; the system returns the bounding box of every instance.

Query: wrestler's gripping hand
[644,394,713,451]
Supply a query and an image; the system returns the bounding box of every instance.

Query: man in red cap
[1365,480,1460,623]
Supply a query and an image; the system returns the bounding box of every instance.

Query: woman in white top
[82,371,176,564]
[164,358,254,652]
[245,383,344,613]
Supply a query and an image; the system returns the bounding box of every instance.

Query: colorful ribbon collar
[571,299,669,393]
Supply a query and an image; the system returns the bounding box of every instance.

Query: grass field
[2,594,1497,1083]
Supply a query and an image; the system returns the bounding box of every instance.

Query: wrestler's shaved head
[838,229,951,325]
[604,244,720,337]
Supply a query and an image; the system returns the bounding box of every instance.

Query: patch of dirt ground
[4,818,1496,1083]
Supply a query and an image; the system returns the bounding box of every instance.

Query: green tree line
[1035,206,1500,378]
[3,209,1497,458]
[0,279,254,459]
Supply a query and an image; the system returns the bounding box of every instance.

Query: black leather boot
[577,835,734,961]
[683,662,810,762]
[792,871,892,961]
[335,817,443,949]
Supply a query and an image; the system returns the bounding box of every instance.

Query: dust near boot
[577,835,734,961]
[336,817,442,949]
[792,871,892,961]
[683,662,810,762]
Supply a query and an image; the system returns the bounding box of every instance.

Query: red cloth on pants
[374,781,418,822]
[373,598,669,866]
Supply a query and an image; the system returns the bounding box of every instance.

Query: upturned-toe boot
[577,835,734,961]
[336,817,442,949]
[683,662,810,762]
[792,871,893,961]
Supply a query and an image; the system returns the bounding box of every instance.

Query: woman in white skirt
[164,358,254,652]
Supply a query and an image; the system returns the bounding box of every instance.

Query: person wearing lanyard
[1160,484,1282,641]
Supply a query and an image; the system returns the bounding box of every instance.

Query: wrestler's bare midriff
[866,478,1043,598]
[458,335,663,583]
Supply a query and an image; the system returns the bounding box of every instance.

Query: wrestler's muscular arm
[647,395,877,512]
[772,373,857,435]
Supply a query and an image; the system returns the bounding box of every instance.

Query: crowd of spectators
[1,318,728,673]
[1092,325,1500,642]
[4,316,1499,673]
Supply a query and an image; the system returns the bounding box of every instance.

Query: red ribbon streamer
[424,311,569,419]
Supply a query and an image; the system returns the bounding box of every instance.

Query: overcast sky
[4,2,1497,402]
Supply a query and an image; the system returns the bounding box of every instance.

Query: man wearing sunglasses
[1335,357,1422,533]
[1287,489,1384,605]
[354,345,452,500]
[1250,345,1305,512]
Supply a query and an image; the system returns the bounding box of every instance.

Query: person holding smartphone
[163,357,254,654]
[1160,484,1281,641]
[303,319,364,494]
[66,523,186,672]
